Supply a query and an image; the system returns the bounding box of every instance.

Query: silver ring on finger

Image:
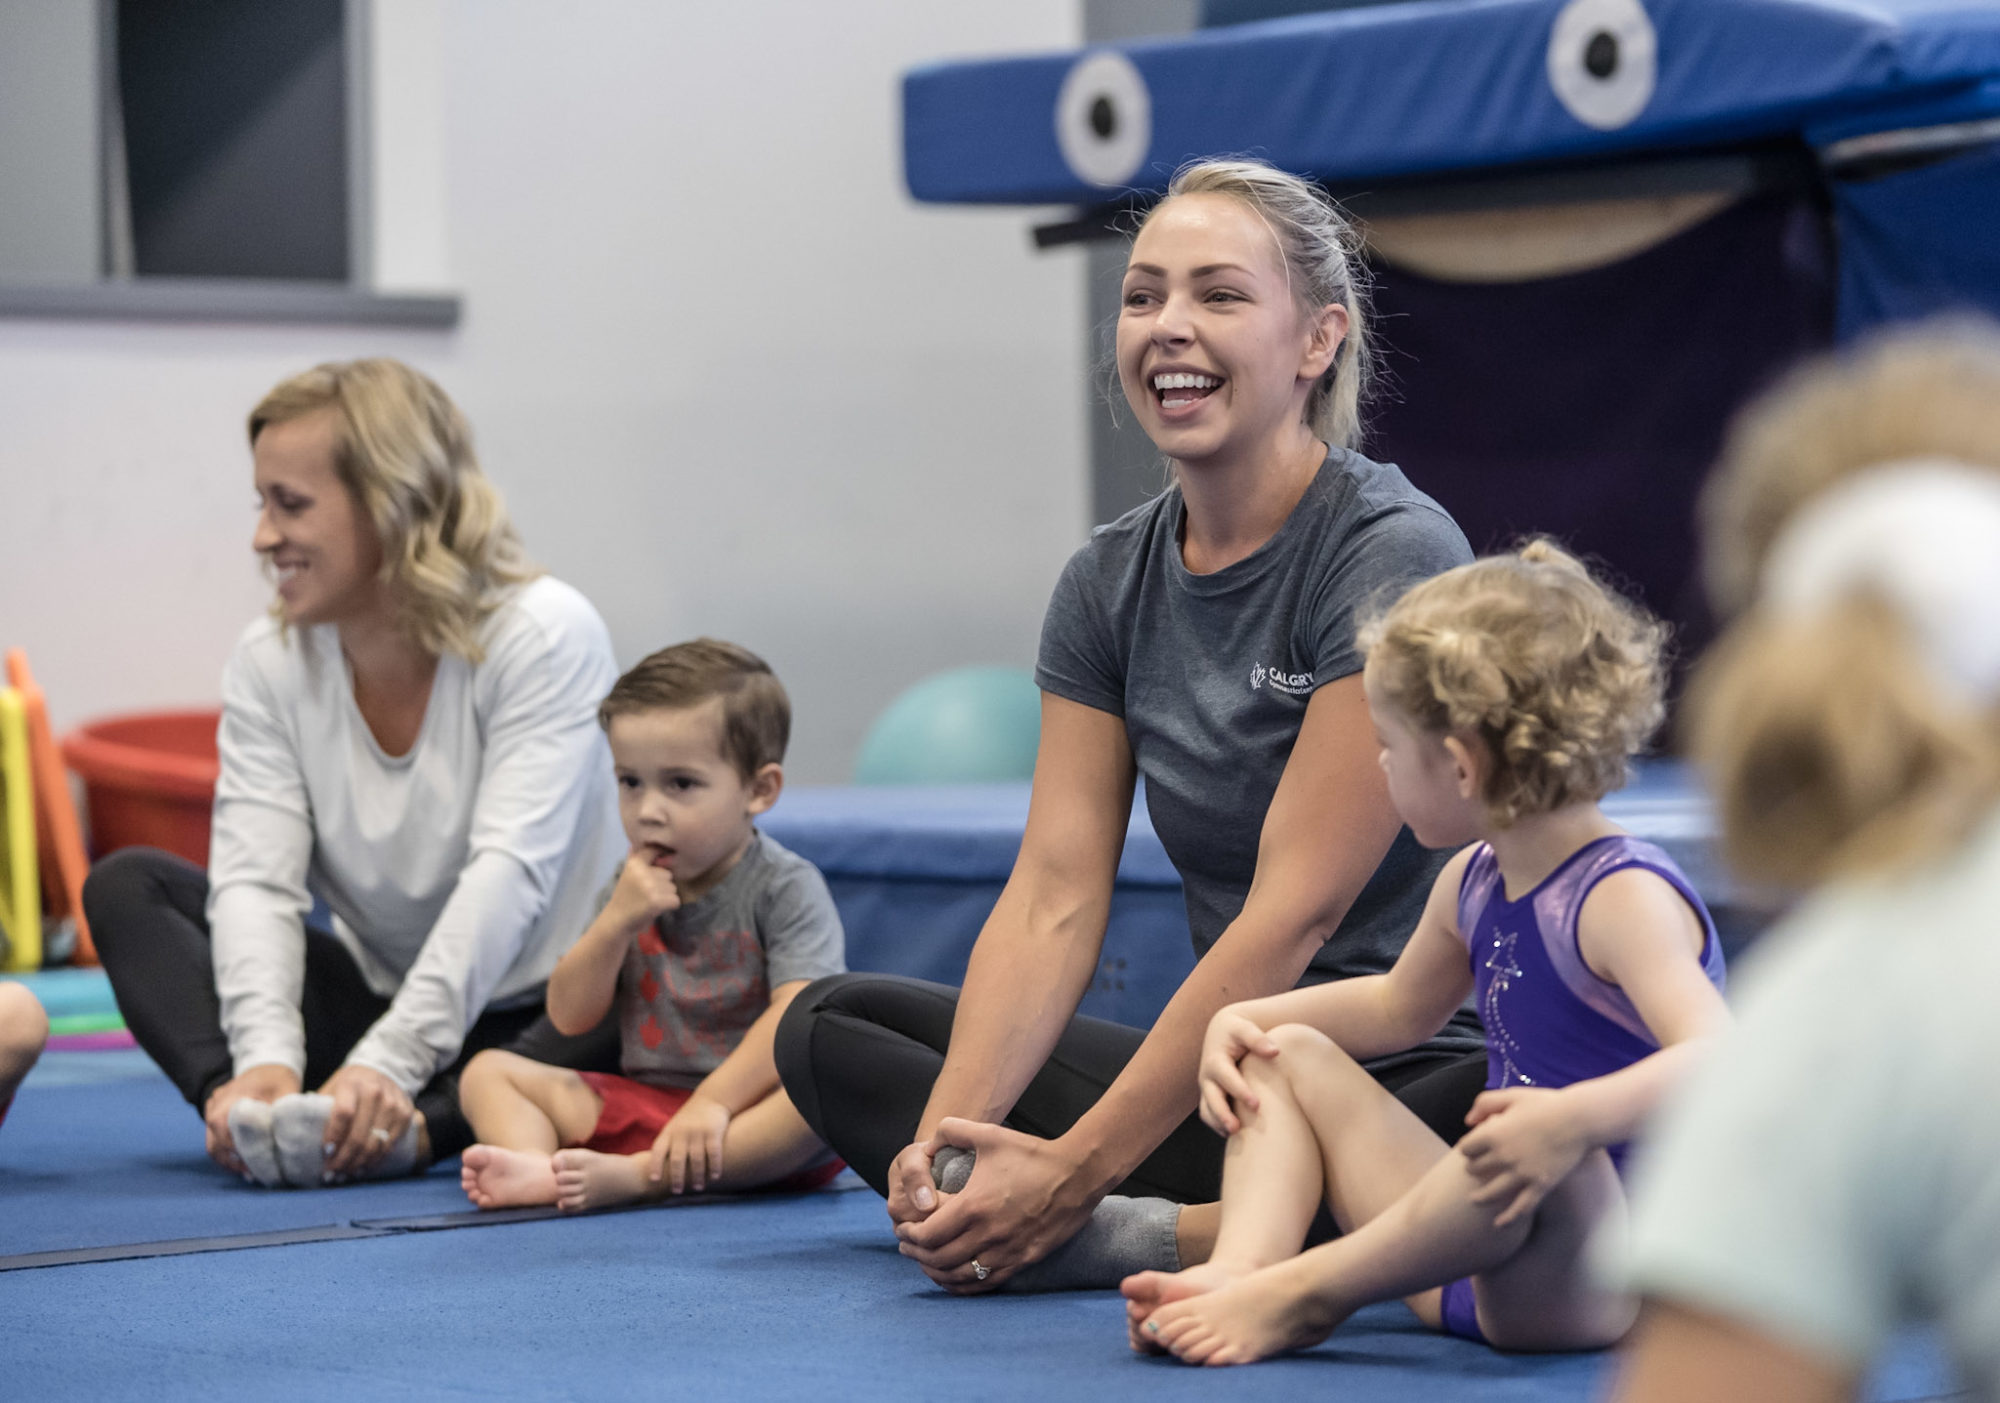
[369,1127,392,1144]
[971,1260,990,1281]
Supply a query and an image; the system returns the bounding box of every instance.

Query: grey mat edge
[0,1173,871,1271]
[0,1222,389,1273]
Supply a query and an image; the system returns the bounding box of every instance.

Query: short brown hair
[1358,540,1669,826]
[598,639,790,780]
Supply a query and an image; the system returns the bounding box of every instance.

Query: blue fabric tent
[900,1,2000,655]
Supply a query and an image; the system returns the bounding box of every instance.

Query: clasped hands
[887,1119,1099,1294]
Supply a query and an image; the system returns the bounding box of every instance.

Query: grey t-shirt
[1036,448,1482,1060]
[614,831,845,1089]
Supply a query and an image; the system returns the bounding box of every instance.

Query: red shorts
[573,1072,845,1192]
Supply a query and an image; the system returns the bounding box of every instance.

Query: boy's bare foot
[1122,1261,1248,1354]
[1143,1259,1344,1367]
[460,1144,558,1209]
[551,1148,657,1212]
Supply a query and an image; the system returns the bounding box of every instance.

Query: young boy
[459,639,844,1211]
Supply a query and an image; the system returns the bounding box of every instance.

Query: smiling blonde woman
[776,159,1483,1295]
[85,359,626,1188]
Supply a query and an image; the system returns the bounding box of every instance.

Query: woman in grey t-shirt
[777,160,1483,1291]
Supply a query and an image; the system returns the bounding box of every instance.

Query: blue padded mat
[1,1080,1606,1399]
[902,0,2000,204]
[0,1077,1962,1400]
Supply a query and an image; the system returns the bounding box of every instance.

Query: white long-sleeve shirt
[206,576,624,1094]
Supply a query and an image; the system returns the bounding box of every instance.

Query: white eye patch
[1055,50,1152,188]
[1547,0,1658,131]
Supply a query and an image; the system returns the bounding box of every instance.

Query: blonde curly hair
[249,359,540,662]
[1688,324,2000,886]
[1359,541,1669,826]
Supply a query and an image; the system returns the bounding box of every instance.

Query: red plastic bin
[60,709,221,868]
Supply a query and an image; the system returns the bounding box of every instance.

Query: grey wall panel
[0,0,101,284]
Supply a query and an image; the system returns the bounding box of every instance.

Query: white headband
[1761,459,2000,703]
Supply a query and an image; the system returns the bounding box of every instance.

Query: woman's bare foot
[551,1148,657,1212]
[1145,1259,1345,1367]
[460,1144,558,1209]
[1121,1261,1250,1354]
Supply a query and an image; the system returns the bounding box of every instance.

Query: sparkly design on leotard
[1480,930,1535,1087]
[1452,834,1726,1166]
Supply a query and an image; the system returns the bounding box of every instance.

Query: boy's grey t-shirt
[613,831,845,1090]
[1036,448,1483,1061]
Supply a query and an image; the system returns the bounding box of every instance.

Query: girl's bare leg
[1144,1050,1634,1363]
[458,1050,604,1209]
[1125,1024,1450,1348]
[551,1086,834,1212]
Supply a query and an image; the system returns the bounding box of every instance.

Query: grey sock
[272,1093,337,1187]
[226,1098,285,1188]
[930,1148,1181,1292]
[271,1093,420,1186]
[1005,1194,1182,1293]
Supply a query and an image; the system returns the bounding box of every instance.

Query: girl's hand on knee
[1458,1086,1589,1228]
[655,1098,731,1193]
[203,1064,302,1174]
[1198,1009,1279,1136]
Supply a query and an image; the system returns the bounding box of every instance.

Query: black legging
[774,972,1489,1202]
[83,846,619,1160]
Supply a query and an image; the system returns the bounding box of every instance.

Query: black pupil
[1584,31,1619,79]
[1089,95,1117,139]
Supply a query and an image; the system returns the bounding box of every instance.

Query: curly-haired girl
[1123,540,1730,1364]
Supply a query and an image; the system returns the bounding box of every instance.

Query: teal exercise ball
[854,666,1042,785]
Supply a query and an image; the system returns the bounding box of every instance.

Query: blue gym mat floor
[1,1048,1966,1400]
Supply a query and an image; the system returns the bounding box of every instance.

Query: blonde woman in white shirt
[85,359,623,1187]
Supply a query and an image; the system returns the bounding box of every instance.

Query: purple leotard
[1438,834,1725,1343]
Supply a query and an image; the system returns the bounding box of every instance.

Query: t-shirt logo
[1250,662,1314,696]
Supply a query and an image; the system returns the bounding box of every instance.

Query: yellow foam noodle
[0,688,39,970]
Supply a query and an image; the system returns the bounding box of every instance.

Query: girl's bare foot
[460,1144,558,1209]
[1146,1259,1345,1367]
[550,1148,656,1212]
[1121,1261,1250,1354]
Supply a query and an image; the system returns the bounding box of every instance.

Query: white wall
[0,0,1086,783]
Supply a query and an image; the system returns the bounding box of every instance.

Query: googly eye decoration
[1055,51,1152,188]
[1547,0,1657,131]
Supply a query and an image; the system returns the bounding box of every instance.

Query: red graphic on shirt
[625,927,766,1071]
[636,925,667,958]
